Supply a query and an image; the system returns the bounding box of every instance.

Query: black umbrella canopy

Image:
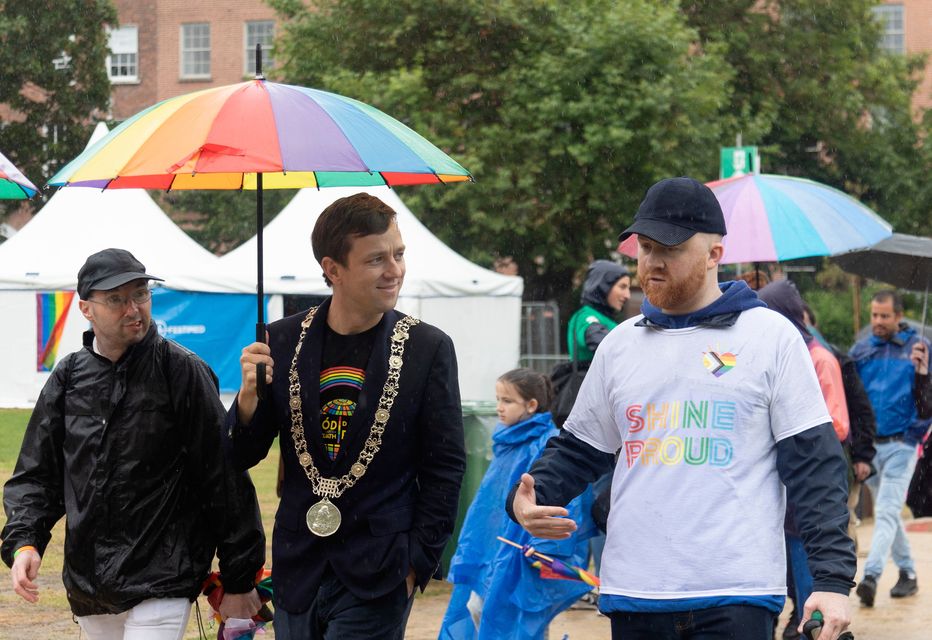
[833,233,932,291]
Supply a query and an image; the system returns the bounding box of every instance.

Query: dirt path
[0,519,929,639]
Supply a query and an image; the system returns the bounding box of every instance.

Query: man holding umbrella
[228,193,466,639]
[509,177,856,640]
[850,290,932,607]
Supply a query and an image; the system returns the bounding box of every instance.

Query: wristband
[13,546,37,559]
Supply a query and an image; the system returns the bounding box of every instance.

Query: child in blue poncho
[439,368,596,640]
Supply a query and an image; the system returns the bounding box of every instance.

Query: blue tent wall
[151,289,266,393]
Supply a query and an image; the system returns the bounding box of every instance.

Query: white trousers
[77,598,192,640]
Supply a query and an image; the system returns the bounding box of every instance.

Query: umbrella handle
[256,322,267,400]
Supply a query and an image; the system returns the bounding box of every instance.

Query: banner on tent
[151,289,267,393]
[36,291,75,372]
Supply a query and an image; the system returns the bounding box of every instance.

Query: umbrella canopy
[832,233,932,292]
[48,79,471,190]
[0,150,38,199]
[619,173,892,264]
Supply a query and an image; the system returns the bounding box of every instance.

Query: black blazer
[227,299,465,613]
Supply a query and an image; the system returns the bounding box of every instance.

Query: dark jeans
[609,605,777,640]
[274,568,415,640]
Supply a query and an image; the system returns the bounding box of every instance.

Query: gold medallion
[299,453,312,466]
[306,497,341,536]
[350,462,366,478]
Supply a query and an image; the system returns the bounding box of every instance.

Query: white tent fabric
[0,123,244,406]
[219,187,523,401]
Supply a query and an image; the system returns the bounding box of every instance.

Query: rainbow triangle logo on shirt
[702,349,737,377]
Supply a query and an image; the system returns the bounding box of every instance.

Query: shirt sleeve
[769,326,832,442]
[563,342,623,454]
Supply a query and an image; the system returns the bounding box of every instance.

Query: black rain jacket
[1,325,265,616]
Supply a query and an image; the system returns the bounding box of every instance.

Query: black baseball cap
[77,248,163,300]
[618,177,727,246]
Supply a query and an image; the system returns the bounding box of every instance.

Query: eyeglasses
[88,288,152,310]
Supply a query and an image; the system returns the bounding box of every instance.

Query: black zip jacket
[1,325,265,616]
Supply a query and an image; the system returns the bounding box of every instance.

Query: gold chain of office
[288,306,419,502]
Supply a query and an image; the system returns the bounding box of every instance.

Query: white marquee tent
[0,127,522,405]
[219,186,523,401]
[0,124,255,406]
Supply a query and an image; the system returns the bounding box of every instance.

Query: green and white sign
[720,146,760,179]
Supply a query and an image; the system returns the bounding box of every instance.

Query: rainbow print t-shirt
[564,307,831,602]
[318,325,377,460]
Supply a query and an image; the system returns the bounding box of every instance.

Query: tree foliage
[269,0,930,315]
[269,0,733,305]
[0,0,116,215]
[682,0,932,235]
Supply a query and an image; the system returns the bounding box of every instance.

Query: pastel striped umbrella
[619,174,892,264]
[48,49,471,396]
[0,150,38,199]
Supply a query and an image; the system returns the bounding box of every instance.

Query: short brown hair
[872,289,903,313]
[311,193,398,286]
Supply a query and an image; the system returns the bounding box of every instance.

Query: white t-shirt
[565,306,830,599]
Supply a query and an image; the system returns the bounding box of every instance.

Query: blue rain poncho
[439,412,596,640]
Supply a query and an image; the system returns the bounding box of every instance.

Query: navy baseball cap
[618,177,727,246]
[77,248,163,299]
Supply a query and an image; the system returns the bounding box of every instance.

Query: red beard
[638,253,708,311]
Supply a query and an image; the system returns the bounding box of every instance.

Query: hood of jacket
[580,260,629,315]
[639,280,766,329]
[757,280,813,342]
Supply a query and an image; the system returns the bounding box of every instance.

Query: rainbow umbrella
[0,150,38,199]
[497,536,600,587]
[48,49,470,391]
[618,173,892,264]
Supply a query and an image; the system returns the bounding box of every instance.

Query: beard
[638,253,708,311]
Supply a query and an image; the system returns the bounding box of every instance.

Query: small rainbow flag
[36,291,75,372]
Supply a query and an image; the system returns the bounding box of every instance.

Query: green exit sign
[720,146,760,179]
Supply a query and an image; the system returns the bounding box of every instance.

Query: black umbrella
[833,233,932,333]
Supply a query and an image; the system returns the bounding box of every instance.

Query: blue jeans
[863,440,919,578]
[274,568,414,640]
[608,605,776,639]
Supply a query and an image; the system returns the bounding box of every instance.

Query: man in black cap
[1,248,266,639]
[508,177,855,640]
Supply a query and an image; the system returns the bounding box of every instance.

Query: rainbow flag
[36,291,75,371]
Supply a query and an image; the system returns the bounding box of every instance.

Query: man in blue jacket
[508,177,856,640]
[850,290,931,606]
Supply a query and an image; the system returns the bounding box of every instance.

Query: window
[181,23,211,79]
[872,4,905,54]
[107,26,138,82]
[244,21,275,75]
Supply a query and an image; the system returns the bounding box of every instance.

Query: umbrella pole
[254,42,268,399]
[921,280,929,339]
[255,172,267,399]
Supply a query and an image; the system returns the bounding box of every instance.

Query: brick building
[108,0,277,119]
[875,1,932,113]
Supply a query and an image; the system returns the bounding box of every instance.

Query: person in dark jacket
[508,177,855,640]
[230,193,466,639]
[801,303,877,543]
[1,248,265,638]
